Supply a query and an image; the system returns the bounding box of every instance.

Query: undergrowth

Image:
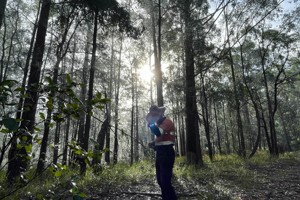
[0,151,299,199]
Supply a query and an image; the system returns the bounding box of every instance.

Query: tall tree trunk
[200,71,213,160]
[75,22,91,166]
[62,41,76,165]
[1,5,19,82]
[53,121,61,165]
[130,63,135,165]
[278,107,292,152]
[0,20,7,82]
[262,62,278,155]
[182,0,203,166]
[240,44,261,158]
[16,1,41,121]
[105,29,116,164]
[36,9,76,173]
[81,11,98,174]
[149,0,163,106]
[130,105,134,165]
[224,8,246,158]
[93,117,109,169]
[213,101,222,154]
[222,101,230,154]
[180,101,186,156]
[135,77,139,162]
[156,0,163,106]
[7,0,51,183]
[0,0,7,29]
[113,34,123,164]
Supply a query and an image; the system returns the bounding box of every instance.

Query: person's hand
[148,141,155,149]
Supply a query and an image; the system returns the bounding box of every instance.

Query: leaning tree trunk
[7,0,51,183]
[92,117,109,171]
[259,44,278,156]
[200,71,213,161]
[16,1,41,120]
[240,45,261,158]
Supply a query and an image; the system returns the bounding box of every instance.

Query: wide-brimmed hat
[146,105,165,123]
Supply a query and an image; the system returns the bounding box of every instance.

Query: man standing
[146,105,177,200]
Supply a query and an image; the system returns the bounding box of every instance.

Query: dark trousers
[155,145,177,200]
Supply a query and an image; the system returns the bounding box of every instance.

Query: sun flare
[138,65,153,83]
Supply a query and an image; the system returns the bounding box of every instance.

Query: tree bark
[0,0,7,29]
[16,1,41,121]
[182,0,203,166]
[224,8,246,158]
[149,0,163,106]
[93,117,109,168]
[200,71,213,161]
[113,34,123,164]
[213,101,222,155]
[81,10,98,174]
[7,0,52,183]
[75,22,91,166]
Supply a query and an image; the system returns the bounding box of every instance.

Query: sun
[138,65,153,84]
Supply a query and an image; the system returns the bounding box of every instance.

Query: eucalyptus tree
[76,21,92,166]
[36,3,81,175]
[7,0,52,183]
[174,0,205,165]
[69,0,140,173]
[223,4,246,157]
[0,0,38,170]
[238,39,263,158]
[145,0,164,106]
[256,29,295,156]
[112,33,123,164]
[0,0,7,29]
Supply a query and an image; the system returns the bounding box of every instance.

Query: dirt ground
[86,157,300,200]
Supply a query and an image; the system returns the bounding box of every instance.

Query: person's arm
[159,118,175,133]
[149,123,163,137]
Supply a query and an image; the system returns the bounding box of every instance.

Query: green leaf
[34,127,41,132]
[45,76,52,84]
[14,87,25,92]
[54,170,62,177]
[3,117,18,132]
[39,112,46,120]
[0,128,10,134]
[46,97,53,110]
[66,74,72,86]
[25,144,32,153]
[87,150,94,158]
[21,135,28,141]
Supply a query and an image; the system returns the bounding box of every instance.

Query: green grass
[174,151,300,191]
[0,151,299,199]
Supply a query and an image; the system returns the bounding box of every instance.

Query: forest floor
[84,154,300,200]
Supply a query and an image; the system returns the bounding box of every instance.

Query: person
[146,105,177,200]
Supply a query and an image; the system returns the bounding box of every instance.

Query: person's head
[146,105,165,124]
